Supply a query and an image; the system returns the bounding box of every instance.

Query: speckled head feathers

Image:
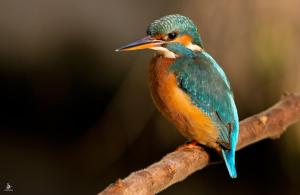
[146,14,204,48]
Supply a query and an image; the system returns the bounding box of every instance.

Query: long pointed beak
[115,36,165,52]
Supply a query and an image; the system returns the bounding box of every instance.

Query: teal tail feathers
[222,149,237,178]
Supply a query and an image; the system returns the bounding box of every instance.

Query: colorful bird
[116,14,239,178]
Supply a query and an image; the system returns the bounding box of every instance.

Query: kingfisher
[116,14,239,178]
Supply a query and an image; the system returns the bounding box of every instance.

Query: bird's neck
[152,42,202,59]
[148,55,175,87]
[148,55,175,112]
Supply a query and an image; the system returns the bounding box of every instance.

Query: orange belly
[148,56,219,147]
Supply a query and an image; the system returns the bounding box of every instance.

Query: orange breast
[148,56,219,147]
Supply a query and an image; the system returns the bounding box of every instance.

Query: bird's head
[116,14,204,58]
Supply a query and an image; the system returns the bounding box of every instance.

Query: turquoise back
[167,43,239,149]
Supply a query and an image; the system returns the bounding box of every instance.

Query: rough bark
[99,94,300,195]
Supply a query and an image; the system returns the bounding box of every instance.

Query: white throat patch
[150,43,202,59]
[150,47,177,58]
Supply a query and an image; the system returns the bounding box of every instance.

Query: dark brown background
[0,0,300,194]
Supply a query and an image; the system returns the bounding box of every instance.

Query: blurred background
[0,0,300,194]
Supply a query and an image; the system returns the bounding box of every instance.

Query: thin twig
[99,94,300,195]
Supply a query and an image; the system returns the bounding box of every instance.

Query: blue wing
[170,51,238,149]
[167,43,239,178]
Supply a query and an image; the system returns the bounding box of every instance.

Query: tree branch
[99,94,300,195]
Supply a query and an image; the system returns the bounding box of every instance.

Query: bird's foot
[176,140,200,151]
[184,140,199,147]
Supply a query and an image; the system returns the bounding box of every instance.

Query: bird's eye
[168,32,177,40]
